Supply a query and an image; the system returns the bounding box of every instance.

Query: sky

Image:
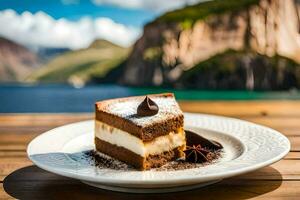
[0,0,201,50]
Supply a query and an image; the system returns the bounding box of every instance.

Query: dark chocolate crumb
[153,149,222,171]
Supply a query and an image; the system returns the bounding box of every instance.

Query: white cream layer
[95,121,185,157]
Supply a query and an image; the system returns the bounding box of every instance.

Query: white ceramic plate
[27,113,290,193]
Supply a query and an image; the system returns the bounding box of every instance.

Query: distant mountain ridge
[0,37,129,84]
[0,37,41,82]
[27,39,130,86]
[120,0,300,90]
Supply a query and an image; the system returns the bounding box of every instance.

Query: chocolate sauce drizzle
[137,96,159,117]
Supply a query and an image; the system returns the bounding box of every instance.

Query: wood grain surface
[0,101,299,199]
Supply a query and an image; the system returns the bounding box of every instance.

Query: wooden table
[1,101,300,199]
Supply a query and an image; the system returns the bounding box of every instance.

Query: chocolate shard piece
[183,130,223,163]
[185,130,223,150]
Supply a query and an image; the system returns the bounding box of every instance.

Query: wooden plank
[10,137,300,152]
[0,136,300,151]
[284,152,300,159]
[0,153,300,182]
[7,127,298,143]
[0,151,26,157]
[0,115,299,132]
[0,181,295,200]
[0,144,27,151]
[179,101,300,117]
[3,151,298,160]
[1,181,299,200]
[238,116,300,130]
[0,133,39,144]
[0,101,291,121]
[0,126,54,135]
[2,181,297,200]
[0,138,298,152]
[1,124,295,136]
[0,184,12,200]
[0,101,299,199]
[0,129,299,151]
[0,113,92,121]
[1,166,300,200]
[2,100,298,117]
[0,114,92,127]
[1,114,300,133]
[1,101,300,125]
[290,136,300,151]
[241,160,300,180]
[275,129,300,137]
[0,157,32,181]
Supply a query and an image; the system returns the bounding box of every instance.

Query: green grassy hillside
[154,0,259,25]
[27,40,129,85]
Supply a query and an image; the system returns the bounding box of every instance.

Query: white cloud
[0,9,141,50]
[92,0,203,12]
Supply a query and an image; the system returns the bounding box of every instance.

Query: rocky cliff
[0,37,41,82]
[121,0,300,90]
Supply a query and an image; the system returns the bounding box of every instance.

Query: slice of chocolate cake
[94,93,186,170]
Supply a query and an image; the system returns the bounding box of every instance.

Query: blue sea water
[0,84,299,113]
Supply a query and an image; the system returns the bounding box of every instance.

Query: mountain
[0,37,41,82]
[119,0,300,90]
[27,40,130,86]
[179,50,300,90]
[37,47,70,61]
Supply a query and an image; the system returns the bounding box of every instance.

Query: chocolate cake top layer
[95,93,184,141]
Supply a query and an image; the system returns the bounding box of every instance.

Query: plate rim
[27,113,290,185]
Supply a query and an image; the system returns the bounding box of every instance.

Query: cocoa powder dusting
[84,149,222,171]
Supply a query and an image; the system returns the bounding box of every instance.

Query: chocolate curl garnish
[184,144,215,163]
[137,96,159,117]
